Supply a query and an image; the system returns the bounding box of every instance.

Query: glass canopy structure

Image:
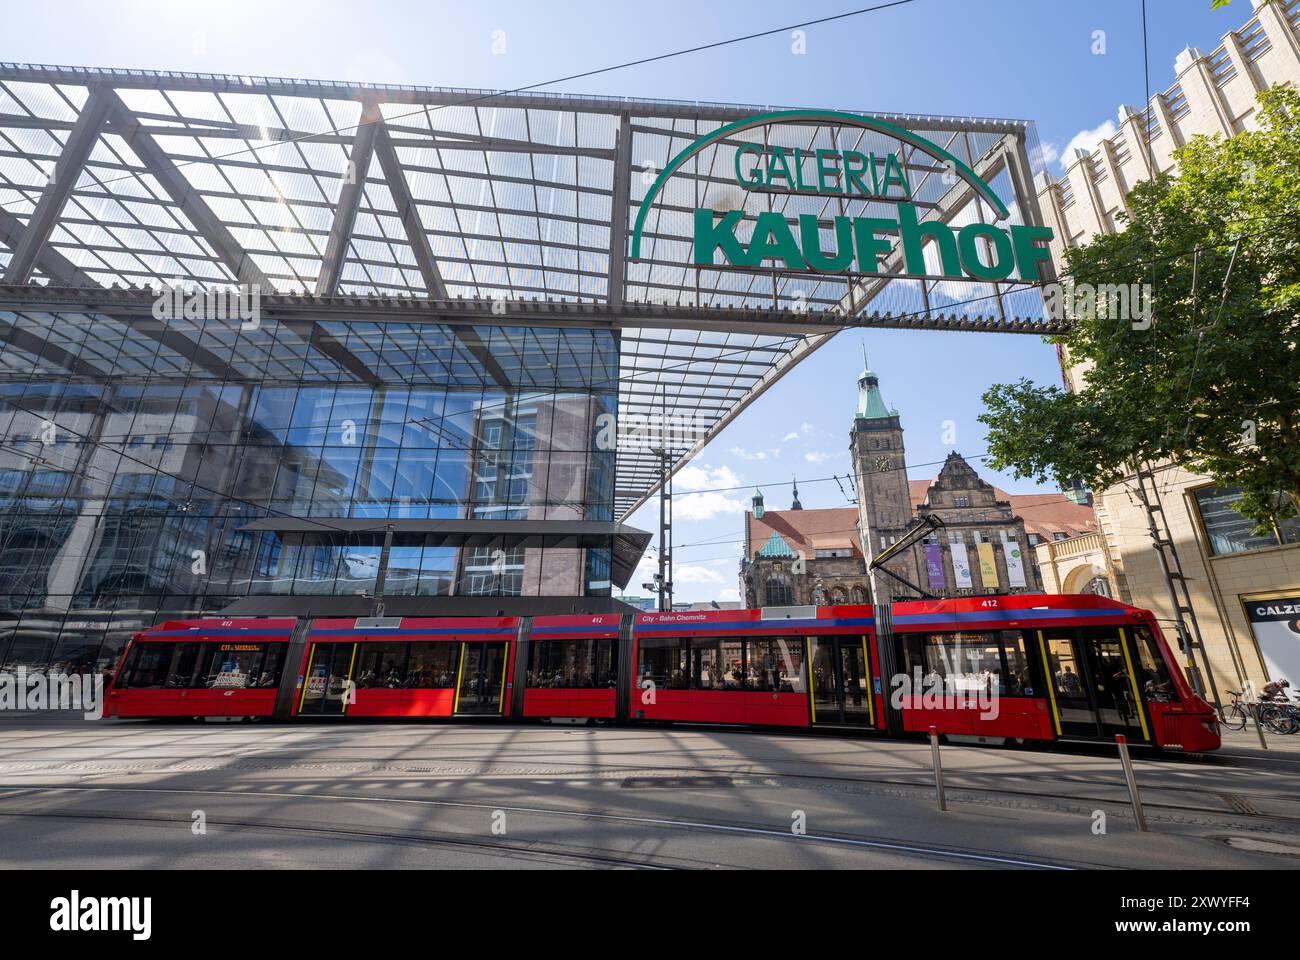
[0,63,1063,670]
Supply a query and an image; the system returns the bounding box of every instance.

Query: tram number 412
[979,599,1000,609]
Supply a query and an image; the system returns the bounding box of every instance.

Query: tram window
[691,637,745,690]
[745,638,805,693]
[197,644,267,689]
[999,633,1032,697]
[165,642,202,688]
[404,643,457,688]
[637,637,688,690]
[355,643,409,688]
[257,645,285,688]
[1132,626,1177,702]
[528,639,616,688]
[117,644,171,689]
[903,631,1034,698]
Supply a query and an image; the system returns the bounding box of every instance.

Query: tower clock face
[874,457,893,473]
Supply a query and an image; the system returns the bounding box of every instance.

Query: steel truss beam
[0,63,1033,133]
[0,285,1065,336]
[3,87,112,283]
[316,101,380,296]
[0,62,1050,520]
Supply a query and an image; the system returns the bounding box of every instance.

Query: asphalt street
[2,717,1299,869]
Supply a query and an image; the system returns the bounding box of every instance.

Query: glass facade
[0,307,618,674]
[1192,485,1300,557]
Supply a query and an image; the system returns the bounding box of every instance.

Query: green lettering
[844,151,872,198]
[693,209,750,267]
[881,153,909,198]
[897,203,962,278]
[766,147,793,189]
[735,143,763,187]
[853,217,897,273]
[957,223,1016,281]
[815,149,841,193]
[794,148,814,191]
[1010,224,1055,282]
[800,215,855,272]
[748,211,804,270]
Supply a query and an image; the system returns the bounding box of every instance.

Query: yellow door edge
[298,644,318,713]
[1118,628,1152,742]
[341,643,358,716]
[806,638,816,724]
[497,643,508,715]
[1037,631,1062,736]
[453,642,467,713]
[862,637,875,727]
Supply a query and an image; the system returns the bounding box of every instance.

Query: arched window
[830,587,848,604]
[852,585,869,604]
[765,575,794,606]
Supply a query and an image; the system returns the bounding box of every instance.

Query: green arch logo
[629,109,1011,262]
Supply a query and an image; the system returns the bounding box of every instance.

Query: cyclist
[1260,678,1291,701]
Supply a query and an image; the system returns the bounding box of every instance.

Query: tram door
[455,642,508,715]
[808,637,874,726]
[298,643,357,716]
[1038,628,1148,741]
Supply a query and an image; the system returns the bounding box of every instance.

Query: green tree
[979,86,1300,529]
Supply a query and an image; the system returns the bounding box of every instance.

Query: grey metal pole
[1115,735,1148,832]
[1252,701,1270,750]
[929,725,946,812]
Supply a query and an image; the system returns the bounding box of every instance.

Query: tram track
[0,806,676,870]
[0,783,1081,870]
[4,750,1298,832]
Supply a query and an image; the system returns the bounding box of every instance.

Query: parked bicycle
[1223,686,1300,735]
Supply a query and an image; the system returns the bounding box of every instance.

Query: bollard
[929,725,946,812]
[1115,735,1148,832]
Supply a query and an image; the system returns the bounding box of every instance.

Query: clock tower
[850,350,922,600]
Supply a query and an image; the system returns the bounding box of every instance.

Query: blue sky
[1,0,1253,602]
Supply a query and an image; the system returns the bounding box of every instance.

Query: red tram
[103,593,1220,752]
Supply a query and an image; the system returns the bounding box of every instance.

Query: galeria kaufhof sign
[630,110,1054,283]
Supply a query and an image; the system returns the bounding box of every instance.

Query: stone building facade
[740,359,1094,606]
[1033,0,1300,696]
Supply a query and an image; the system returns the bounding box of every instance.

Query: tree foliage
[979,86,1300,528]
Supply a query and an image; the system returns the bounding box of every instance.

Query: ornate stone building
[741,357,1095,606]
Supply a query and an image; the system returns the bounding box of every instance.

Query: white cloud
[782,431,799,442]
[675,491,750,521]
[675,463,741,492]
[674,565,727,585]
[801,422,815,434]
[804,450,841,464]
[1060,120,1117,170]
[1029,140,1059,171]
[728,446,782,461]
[717,588,740,602]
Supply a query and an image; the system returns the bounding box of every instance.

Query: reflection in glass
[0,313,618,671]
